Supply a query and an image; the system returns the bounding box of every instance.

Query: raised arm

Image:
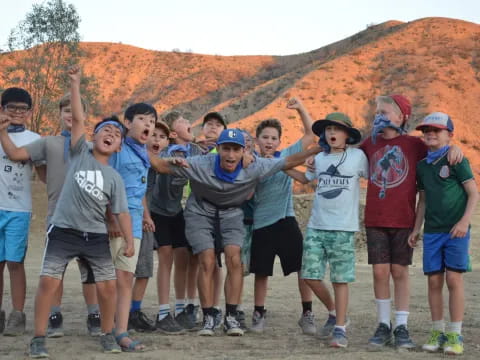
[283,145,321,170]
[0,112,31,161]
[68,65,86,148]
[286,97,315,148]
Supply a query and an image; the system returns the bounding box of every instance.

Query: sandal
[115,332,145,352]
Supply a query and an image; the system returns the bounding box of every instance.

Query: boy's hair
[1,87,32,108]
[256,118,282,138]
[155,120,170,137]
[162,111,182,129]
[59,93,88,113]
[94,115,126,138]
[124,103,158,123]
[203,112,227,129]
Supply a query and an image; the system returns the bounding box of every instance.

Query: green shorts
[241,224,253,276]
[301,228,356,283]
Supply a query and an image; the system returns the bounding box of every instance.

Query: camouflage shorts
[301,228,356,283]
[241,224,253,276]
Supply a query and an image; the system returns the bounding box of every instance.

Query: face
[421,127,452,150]
[171,117,193,142]
[256,127,281,157]
[93,124,123,155]
[125,113,156,144]
[376,102,403,128]
[60,105,73,130]
[202,119,225,140]
[325,125,349,149]
[147,128,169,155]
[217,143,245,172]
[1,102,31,125]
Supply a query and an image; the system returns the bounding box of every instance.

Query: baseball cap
[216,128,245,147]
[203,112,227,128]
[416,112,454,132]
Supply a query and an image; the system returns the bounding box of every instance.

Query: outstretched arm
[68,65,86,148]
[283,145,321,170]
[149,154,188,174]
[286,97,315,148]
[284,169,309,184]
[0,112,31,161]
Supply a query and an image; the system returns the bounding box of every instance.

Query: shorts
[151,211,188,249]
[184,210,244,255]
[366,227,413,265]
[40,226,116,282]
[109,236,141,273]
[0,210,31,263]
[423,231,470,274]
[134,231,154,278]
[241,224,253,276]
[250,217,303,277]
[301,228,355,283]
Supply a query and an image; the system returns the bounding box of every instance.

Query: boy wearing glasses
[0,88,40,336]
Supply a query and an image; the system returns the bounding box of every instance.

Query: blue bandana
[124,136,150,168]
[372,114,406,144]
[7,124,25,133]
[273,151,282,158]
[214,154,242,183]
[319,132,331,154]
[167,143,191,156]
[426,145,449,164]
[61,130,71,162]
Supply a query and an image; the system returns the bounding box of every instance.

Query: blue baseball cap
[216,128,245,147]
[416,112,454,132]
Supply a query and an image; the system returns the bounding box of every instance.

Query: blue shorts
[0,210,31,263]
[423,231,470,275]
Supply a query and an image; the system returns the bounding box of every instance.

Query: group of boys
[0,65,477,357]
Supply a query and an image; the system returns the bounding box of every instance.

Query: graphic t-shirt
[51,135,128,233]
[0,130,40,212]
[306,147,368,231]
[417,156,474,233]
[360,135,427,228]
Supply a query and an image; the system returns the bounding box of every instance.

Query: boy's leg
[197,249,216,308]
[332,283,348,326]
[173,247,189,312]
[427,274,445,321]
[7,261,26,311]
[95,279,117,333]
[34,276,62,336]
[223,245,244,336]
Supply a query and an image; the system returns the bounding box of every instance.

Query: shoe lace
[303,311,315,325]
[427,330,442,344]
[203,315,214,328]
[394,325,409,339]
[374,323,390,337]
[226,315,240,328]
[446,332,459,345]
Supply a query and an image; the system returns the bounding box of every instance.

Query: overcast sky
[1,0,479,56]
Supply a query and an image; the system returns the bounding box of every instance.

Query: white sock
[395,311,409,328]
[158,304,170,320]
[334,325,346,332]
[329,310,336,317]
[175,299,185,316]
[187,298,198,306]
[432,319,445,332]
[375,299,391,327]
[447,321,462,335]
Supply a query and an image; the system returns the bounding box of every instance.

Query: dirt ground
[1,181,480,359]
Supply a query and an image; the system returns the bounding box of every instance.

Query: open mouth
[103,138,113,146]
[330,136,337,142]
[152,144,160,151]
[142,128,150,136]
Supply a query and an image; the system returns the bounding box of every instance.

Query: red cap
[389,94,411,124]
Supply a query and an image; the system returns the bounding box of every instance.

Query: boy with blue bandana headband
[408,112,478,355]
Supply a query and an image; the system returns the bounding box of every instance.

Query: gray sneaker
[30,336,49,358]
[393,325,416,349]
[298,310,317,335]
[213,308,223,329]
[47,312,64,338]
[100,332,121,353]
[236,310,247,331]
[198,314,215,336]
[175,308,196,331]
[87,313,102,337]
[0,309,5,334]
[318,314,336,339]
[368,322,392,347]
[223,314,244,336]
[4,309,26,336]
[155,313,186,335]
[330,327,348,348]
[250,310,266,334]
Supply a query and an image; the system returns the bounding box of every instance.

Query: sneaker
[47,312,64,338]
[298,310,317,336]
[368,322,392,347]
[224,314,244,336]
[100,332,122,353]
[250,310,266,334]
[213,308,223,329]
[330,327,348,348]
[422,330,447,352]
[443,332,464,355]
[155,313,186,335]
[0,309,5,334]
[236,310,247,331]
[198,314,215,336]
[318,314,336,339]
[87,313,102,337]
[3,309,26,336]
[30,336,49,358]
[128,310,156,332]
[393,324,416,349]
[175,308,196,331]
[193,305,201,324]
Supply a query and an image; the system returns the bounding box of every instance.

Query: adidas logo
[74,170,104,200]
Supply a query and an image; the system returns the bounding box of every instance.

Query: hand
[169,157,189,168]
[450,218,469,238]
[195,137,217,151]
[107,218,122,239]
[123,240,135,257]
[447,145,464,165]
[407,231,420,248]
[242,152,255,168]
[68,65,81,84]
[305,156,315,172]
[0,112,11,132]
[286,97,304,110]
[143,215,155,232]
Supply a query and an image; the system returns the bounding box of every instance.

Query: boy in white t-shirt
[297,112,368,348]
[0,88,40,335]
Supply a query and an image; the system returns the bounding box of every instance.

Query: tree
[2,0,99,134]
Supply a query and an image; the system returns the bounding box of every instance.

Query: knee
[391,265,407,281]
[373,266,390,281]
[445,272,462,290]
[199,257,216,274]
[225,253,241,271]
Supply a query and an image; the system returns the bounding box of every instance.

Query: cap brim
[216,140,245,147]
[312,120,362,145]
[415,124,449,131]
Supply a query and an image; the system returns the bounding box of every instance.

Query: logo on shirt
[370,145,408,199]
[439,165,450,179]
[317,164,353,199]
[74,170,104,200]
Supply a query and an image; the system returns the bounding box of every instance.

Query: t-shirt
[51,135,128,233]
[417,155,474,233]
[360,135,427,229]
[169,154,285,219]
[150,144,203,217]
[306,148,368,231]
[0,130,40,212]
[252,141,302,230]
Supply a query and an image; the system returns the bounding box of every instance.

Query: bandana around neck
[7,124,26,133]
[61,130,71,162]
[214,154,242,183]
[124,136,150,168]
[426,145,449,164]
[372,114,406,144]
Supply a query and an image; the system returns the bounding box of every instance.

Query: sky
[1,0,479,56]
